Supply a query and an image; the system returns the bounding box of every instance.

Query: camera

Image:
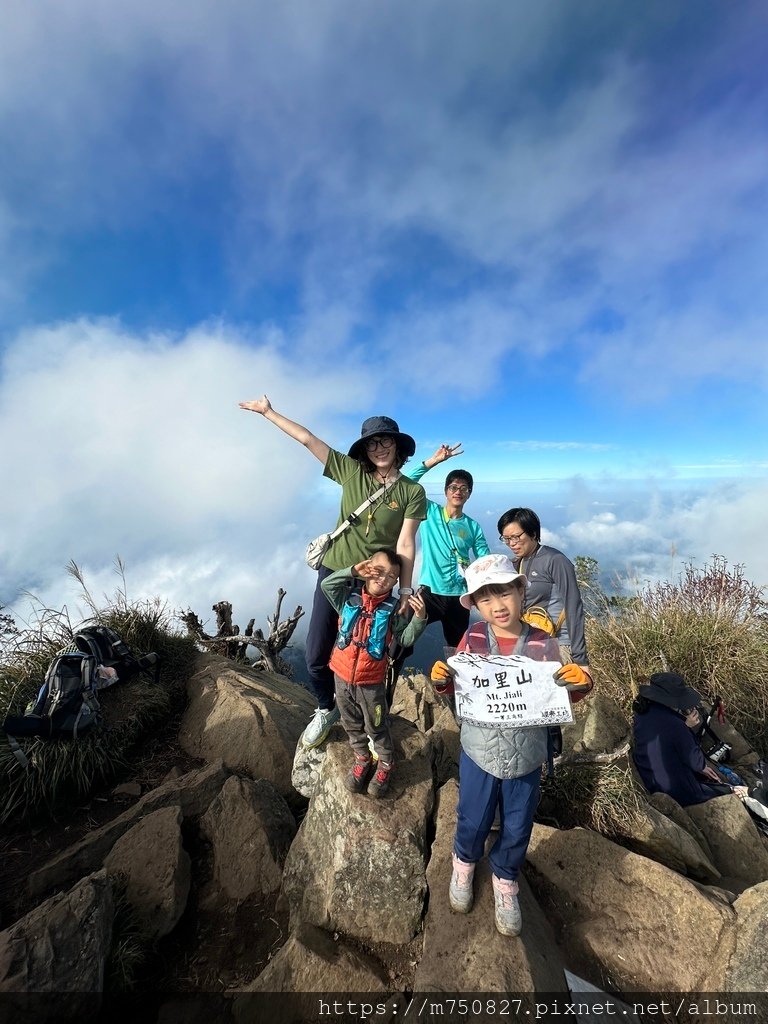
[706,740,732,764]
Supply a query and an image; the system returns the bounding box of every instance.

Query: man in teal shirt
[406,451,490,647]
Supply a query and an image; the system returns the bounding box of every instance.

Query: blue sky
[1,0,766,633]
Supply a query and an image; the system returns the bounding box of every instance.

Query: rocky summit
[2,653,767,1021]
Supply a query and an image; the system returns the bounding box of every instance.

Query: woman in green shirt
[239,395,426,748]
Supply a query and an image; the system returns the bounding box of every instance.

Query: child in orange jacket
[322,548,426,798]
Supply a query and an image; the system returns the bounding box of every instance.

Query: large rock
[576,692,630,754]
[685,794,768,887]
[29,760,228,898]
[415,780,568,993]
[281,716,434,945]
[105,805,191,940]
[201,776,296,900]
[0,871,113,1011]
[231,923,392,1024]
[627,800,720,882]
[390,671,438,733]
[427,704,461,788]
[725,881,768,991]
[525,823,735,991]
[179,656,315,801]
[237,921,389,992]
[646,791,716,862]
[705,716,760,767]
[291,739,332,801]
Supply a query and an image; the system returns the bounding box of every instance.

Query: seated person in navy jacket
[632,672,746,806]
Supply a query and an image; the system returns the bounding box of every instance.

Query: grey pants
[334,674,394,766]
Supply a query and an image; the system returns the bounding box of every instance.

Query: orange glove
[553,663,593,694]
[430,660,455,696]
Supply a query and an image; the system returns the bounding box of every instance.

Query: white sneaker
[492,874,521,936]
[448,853,475,913]
[302,706,341,749]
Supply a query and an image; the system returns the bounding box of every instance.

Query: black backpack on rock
[74,625,160,686]
[2,626,160,767]
[6,648,101,741]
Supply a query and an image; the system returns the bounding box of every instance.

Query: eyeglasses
[446,485,470,495]
[365,435,395,452]
[376,569,400,582]
[499,531,527,546]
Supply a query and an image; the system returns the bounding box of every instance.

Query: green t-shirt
[321,450,427,571]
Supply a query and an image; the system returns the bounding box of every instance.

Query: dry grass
[0,561,198,824]
[586,556,768,757]
[541,761,647,840]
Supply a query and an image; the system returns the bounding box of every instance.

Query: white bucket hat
[460,553,527,609]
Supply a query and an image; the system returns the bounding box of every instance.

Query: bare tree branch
[180,592,304,676]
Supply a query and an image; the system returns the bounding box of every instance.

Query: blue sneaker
[302,706,340,749]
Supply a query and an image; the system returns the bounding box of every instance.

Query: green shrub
[586,556,768,757]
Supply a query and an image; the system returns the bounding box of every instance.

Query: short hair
[471,580,525,605]
[445,469,473,492]
[371,548,402,571]
[497,507,541,542]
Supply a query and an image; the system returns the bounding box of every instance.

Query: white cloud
[542,479,768,592]
[0,319,377,630]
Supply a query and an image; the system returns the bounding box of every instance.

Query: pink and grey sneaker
[368,761,393,799]
[449,853,475,913]
[345,754,374,794]
[492,874,521,936]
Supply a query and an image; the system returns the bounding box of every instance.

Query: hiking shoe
[301,706,341,749]
[492,874,521,936]
[368,761,393,799]
[345,755,374,794]
[449,853,475,913]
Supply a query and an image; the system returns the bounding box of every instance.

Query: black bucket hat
[348,416,416,460]
[638,672,702,712]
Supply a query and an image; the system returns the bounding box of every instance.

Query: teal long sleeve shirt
[404,462,491,596]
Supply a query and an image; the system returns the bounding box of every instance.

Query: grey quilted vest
[459,623,549,779]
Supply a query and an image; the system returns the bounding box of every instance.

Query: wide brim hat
[348,415,416,460]
[459,554,527,609]
[638,672,702,712]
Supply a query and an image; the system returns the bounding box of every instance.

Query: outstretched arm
[404,443,463,482]
[239,395,330,465]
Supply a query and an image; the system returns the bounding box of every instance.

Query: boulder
[281,716,434,945]
[725,881,768,992]
[179,657,315,802]
[569,692,634,757]
[231,923,391,1024]
[626,800,720,882]
[646,791,716,862]
[427,704,461,788]
[236,921,389,992]
[390,671,437,733]
[685,794,768,887]
[415,780,568,993]
[201,776,296,900]
[105,805,190,940]
[0,871,113,1011]
[705,716,760,767]
[291,740,330,800]
[29,760,228,899]
[525,823,735,992]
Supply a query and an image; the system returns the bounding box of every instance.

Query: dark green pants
[334,675,393,765]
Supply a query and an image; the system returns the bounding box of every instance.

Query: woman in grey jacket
[498,507,591,678]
